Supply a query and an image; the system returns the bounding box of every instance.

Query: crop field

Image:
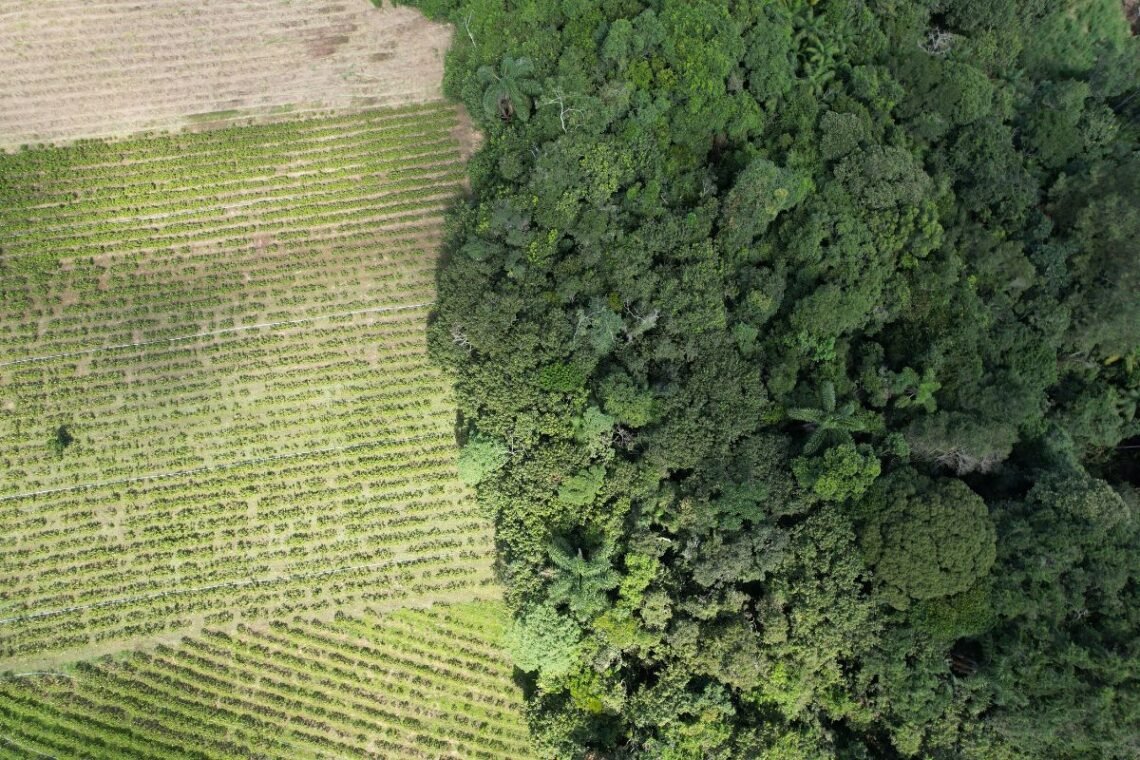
[0,103,505,676]
[0,602,535,759]
[0,0,452,150]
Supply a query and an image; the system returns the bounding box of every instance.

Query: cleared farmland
[0,104,500,669]
[0,0,451,150]
[0,602,535,759]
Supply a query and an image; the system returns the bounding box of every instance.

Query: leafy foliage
[402,0,1140,754]
[477,55,541,122]
[858,468,996,609]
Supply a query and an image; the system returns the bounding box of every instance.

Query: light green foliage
[889,367,941,413]
[458,435,510,484]
[538,360,589,393]
[573,405,616,457]
[792,442,881,502]
[506,602,583,686]
[618,552,660,608]
[573,302,627,356]
[599,370,658,427]
[859,469,996,609]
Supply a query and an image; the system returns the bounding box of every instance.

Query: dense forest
[398,0,1139,756]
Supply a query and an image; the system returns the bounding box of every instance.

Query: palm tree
[477,56,540,123]
[547,537,618,621]
[787,380,872,454]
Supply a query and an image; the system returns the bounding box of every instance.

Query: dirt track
[0,0,452,150]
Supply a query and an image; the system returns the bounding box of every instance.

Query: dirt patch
[450,106,484,162]
[252,233,275,253]
[306,21,357,58]
[0,0,453,150]
[449,107,482,195]
[1125,0,1140,34]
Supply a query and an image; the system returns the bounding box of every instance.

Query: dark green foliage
[399,0,1140,753]
[976,472,1140,758]
[718,157,810,257]
[49,424,74,457]
[786,381,878,455]
[857,468,996,609]
[477,56,541,122]
[547,538,620,620]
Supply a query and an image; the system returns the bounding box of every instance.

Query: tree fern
[547,538,619,621]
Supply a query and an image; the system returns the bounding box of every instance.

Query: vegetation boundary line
[0,550,480,627]
[0,301,436,369]
[0,433,442,504]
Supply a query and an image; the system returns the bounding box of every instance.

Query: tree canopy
[399,0,1140,755]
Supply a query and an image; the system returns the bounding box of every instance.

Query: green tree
[858,468,996,609]
[792,442,881,502]
[786,381,876,454]
[48,424,74,457]
[547,537,620,621]
[477,56,540,122]
[457,435,509,485]
[505,602,582,688]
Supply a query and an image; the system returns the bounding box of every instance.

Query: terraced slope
[0,104,497,668]
[0,602,534,759]
[0,0,451,150]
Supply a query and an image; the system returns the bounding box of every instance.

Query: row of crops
[1,305,451,493]
[0,602,534,759]
[0,435,496,662]
[0,103,464,359]
[0,98,534,753]
[0,103,506,680]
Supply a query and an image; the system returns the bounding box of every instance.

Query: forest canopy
[399,0,1139,756]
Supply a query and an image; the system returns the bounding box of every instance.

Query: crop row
[1,421,490,658]
[1,154,463,241]
[0,602,532,758]
[0,179,461,262]
[0,102,458,173]
[1,307,449,492]
[0,129,458,208]
[0,553,496,663]
[1,139,462,227]
[0,227,444,360]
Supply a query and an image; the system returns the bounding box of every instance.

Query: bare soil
[0,0,453,150]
